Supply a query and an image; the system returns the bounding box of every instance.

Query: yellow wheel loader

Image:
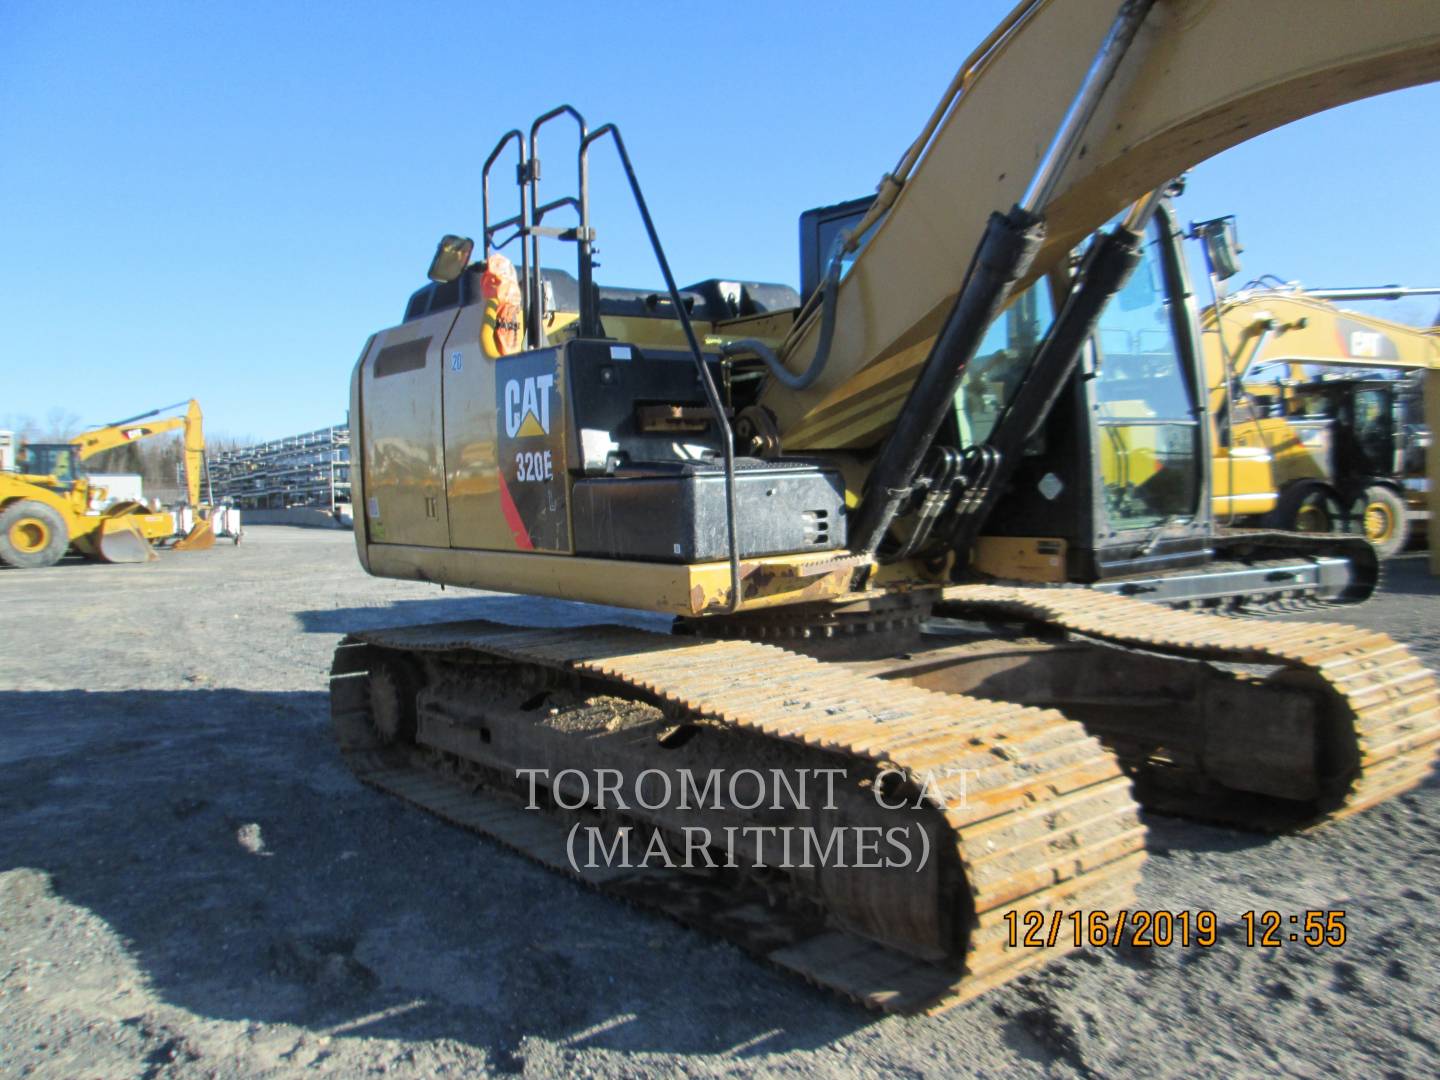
[0,399,217,568]
[332,0,1440,1012]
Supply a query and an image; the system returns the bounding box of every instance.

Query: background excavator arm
[71,399,206,507]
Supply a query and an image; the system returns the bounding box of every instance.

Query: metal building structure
[209,424,350,511]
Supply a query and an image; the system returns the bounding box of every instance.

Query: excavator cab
[798,191,1365,602]
[798,196,878,304]
[802,193,1217,587]
[970,202,1213,583]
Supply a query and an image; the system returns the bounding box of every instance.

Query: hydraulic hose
[721,236,844,391]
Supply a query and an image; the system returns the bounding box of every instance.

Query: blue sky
[3,2,1437,441]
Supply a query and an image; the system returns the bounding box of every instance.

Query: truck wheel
[0,500,70,568]
[1360,486,1409,558]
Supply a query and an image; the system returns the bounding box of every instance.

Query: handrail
[481,130,525,257]
[579,124,742,614]
[534,195,581,219]
[481,130,530,346]
[527,106,588,346]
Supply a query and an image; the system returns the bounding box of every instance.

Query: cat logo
[503,373,554,438]
[1349,330,1384,359]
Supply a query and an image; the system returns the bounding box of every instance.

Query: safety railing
[479,112,741,612]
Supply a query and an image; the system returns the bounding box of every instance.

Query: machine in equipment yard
[0,398,231,568]
[332,0,1440,1011]
[1194,265,1440,556]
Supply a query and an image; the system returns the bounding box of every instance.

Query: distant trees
[43,408,84,441]
[89,431,257,501]
[89,440,166,484]
[0,410,81,443]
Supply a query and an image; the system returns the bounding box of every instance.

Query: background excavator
[0,399,224,568]
[1195,262,1440,556]
[331,0,1440,1012]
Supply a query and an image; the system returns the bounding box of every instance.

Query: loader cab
[18,443,80,486]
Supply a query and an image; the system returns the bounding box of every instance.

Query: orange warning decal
[481,252,524,357]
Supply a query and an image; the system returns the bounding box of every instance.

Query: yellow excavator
[331,0,1440,1012]
[0,399,216,567]
[1196,267,1440,555]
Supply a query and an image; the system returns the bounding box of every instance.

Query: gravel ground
[2,527,1438,1078]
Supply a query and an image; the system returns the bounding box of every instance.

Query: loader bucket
[174,518,215,551]
[94,518,159,563]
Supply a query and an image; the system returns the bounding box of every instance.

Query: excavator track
[330,620,1145,1013]
[937,585,1440,828]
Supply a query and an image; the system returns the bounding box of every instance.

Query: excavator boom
[765,0,1440,450]
[1206,294,1440,397]
[71,398,206,508]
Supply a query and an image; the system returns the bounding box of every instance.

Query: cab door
[1069,206,1219,578]
[1345,385,1397,477]
[359,309,457,547]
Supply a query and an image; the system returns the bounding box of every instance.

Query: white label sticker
[367,496,380,519]
[609,345,633,361]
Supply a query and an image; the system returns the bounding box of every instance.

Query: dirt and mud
[2,527,1437,1078]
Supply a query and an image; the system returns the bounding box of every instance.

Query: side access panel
[439,304,511,551]
[441,305,570,553]
[360,311,457,548]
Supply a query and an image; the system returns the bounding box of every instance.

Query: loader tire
[0,500,69,568]
[1359,485,1408,558]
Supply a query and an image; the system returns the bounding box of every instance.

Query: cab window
[1090,220,1200,530]
[954,282,1055,447]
